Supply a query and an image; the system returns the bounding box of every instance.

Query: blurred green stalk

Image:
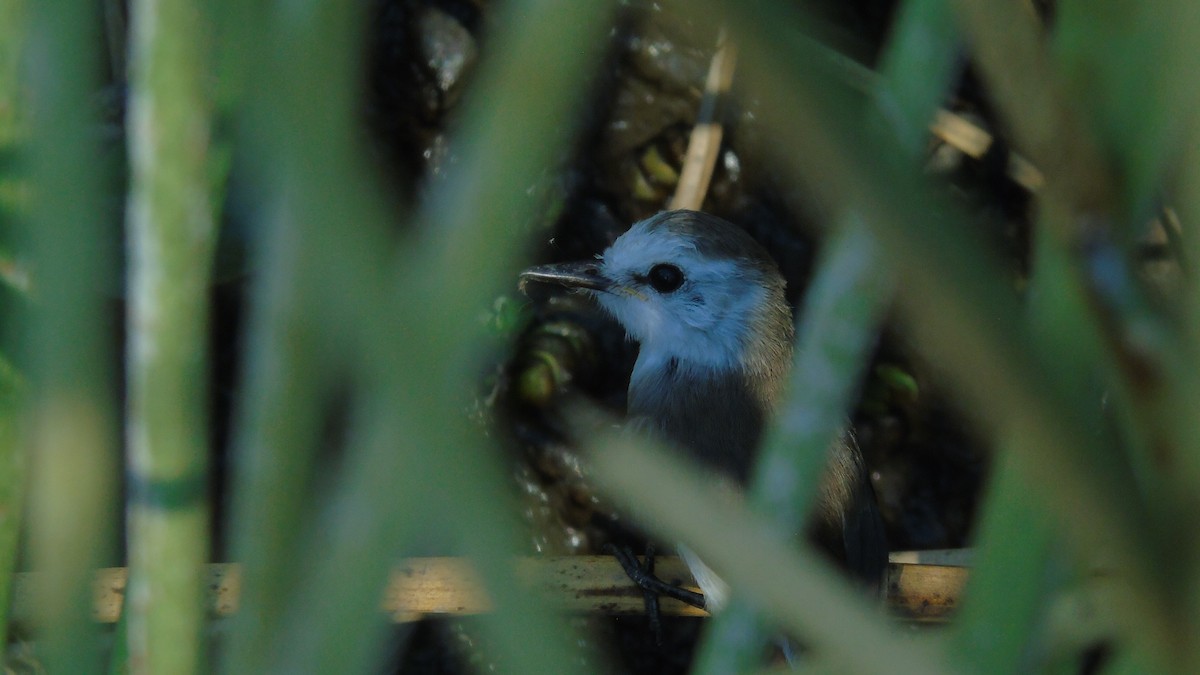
[22,1,120,672]
[589,432,951,675]
[1053,1,1200,224]
[219,0,615,672]
[870,0,962,156]
[694,220,892,672]
[949,447,1058,674]
[719,0,1172,618]
[213,6,330,672]
[696,2,957,668]
[217,1,395,672]
[0,0,21,146]
[955,0,1200,531]
[944,214,1091,672]
[948,0,1114,212]
[215,177,332,674]
[0,0,25,649]
[0,356,21,645]
[1051,9,1200,610]
[124,0,217,672]
[105,610,130,675]
[953,4,1200,660]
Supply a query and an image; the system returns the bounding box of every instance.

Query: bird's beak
[519,260,613,294]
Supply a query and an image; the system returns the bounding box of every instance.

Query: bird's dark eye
[647,263,684,293]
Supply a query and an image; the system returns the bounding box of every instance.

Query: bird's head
[521,210,793,374]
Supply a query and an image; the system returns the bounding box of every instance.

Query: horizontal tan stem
[10,555,970,625]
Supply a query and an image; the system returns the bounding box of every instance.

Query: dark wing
[839,467,889,591]
[809,431,888,591]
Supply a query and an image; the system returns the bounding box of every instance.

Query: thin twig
[669,31,736,211]
[930,110,1044,191]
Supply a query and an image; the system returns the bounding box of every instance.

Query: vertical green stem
[694,219,892,673]
[22,1,119,672]
[696,2,958,668]
[124,0,217,672]
[0,0,25,649]
[106,608,130,675]
[216,174,332,675]
[720,0,1170,616]
[228,0,616,671]
[216,0,387,671]
[871,0,962,155]
[0,357,21,645]
[957,1,1200,554]
[0,0,23,145]
[949,446,1058,674]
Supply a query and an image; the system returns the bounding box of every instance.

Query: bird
[519,209,887,616]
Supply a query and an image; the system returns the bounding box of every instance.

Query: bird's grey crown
[593,210,793,380]
[634,209,780,272]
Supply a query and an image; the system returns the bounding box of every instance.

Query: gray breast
[627,360,773,484]
[628,358,888,588]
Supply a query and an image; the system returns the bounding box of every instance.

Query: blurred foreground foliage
[0,0,1198,673]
